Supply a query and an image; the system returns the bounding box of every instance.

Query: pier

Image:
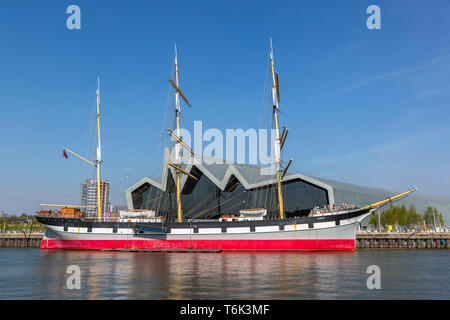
[1,232,450,249]
[356,232,450,249]
[0,233,44,248]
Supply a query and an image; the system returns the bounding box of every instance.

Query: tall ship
[36,41,416,251]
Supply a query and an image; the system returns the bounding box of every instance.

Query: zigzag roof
[125,147,334,209]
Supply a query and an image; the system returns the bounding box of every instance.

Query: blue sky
[1,0,450,215]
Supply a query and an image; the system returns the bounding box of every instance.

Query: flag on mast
[62,149,68,159]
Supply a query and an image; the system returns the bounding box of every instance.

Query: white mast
[269,38,285,219]
[96,76,102,222]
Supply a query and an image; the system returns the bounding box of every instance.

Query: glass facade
[131,167,329,221]
[80,180,110,218]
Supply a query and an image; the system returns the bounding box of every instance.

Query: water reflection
[99,251,360,299]
[1,249,449,299]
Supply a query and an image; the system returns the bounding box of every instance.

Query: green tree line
[369,205,445,228]
[0,214,45,232]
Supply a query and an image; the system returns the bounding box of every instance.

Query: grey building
[312,177,450,225]
[125,148,450,224]
[80,179,110,217]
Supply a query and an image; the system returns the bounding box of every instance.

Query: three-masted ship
[36,41,416,251]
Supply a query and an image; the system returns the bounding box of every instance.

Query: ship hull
[41,238,356,251]
[38,209,372,251]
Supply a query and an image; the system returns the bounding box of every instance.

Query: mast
[269,38,285,220]
[174,45,182,223]
[166,44,193,223]
[57,77,105,221]
[96,77,102,222]
[362,188,417,210]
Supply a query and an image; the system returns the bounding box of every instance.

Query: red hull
[41,239,356,251]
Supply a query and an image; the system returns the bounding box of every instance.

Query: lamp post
[378,211,381,233]
[433,210,436,232]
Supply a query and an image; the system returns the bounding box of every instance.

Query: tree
[368,205,425,228]
[382,205,404,226]
[398,205,408,226]
[424,206,445,228]
[368,212,380,228]
[406,205,422,226]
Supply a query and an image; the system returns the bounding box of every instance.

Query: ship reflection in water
[1,248,449,299]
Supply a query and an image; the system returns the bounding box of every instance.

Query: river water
[0,248,449,299]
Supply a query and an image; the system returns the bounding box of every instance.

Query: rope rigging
[124,40,417,222]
